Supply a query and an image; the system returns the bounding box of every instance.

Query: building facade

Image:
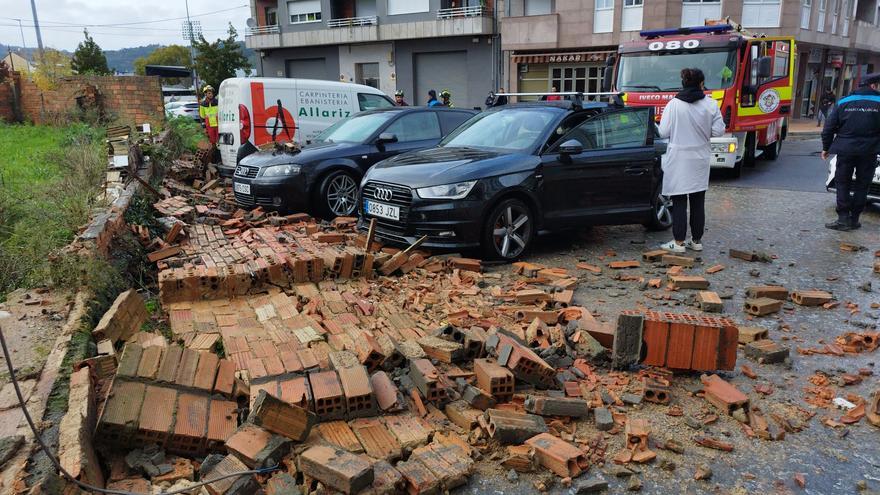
[501,0,880,118]
[245,0,501,109]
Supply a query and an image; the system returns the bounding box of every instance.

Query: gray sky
[1,0,251,51]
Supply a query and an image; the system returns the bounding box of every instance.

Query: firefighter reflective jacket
[200,97,219,128]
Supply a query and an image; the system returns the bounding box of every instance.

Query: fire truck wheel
[743,132,757,168]
[762,136,782,161]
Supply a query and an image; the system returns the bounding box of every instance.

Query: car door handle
[625,167,647,176]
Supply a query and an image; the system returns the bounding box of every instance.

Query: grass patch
[0,123,107,294]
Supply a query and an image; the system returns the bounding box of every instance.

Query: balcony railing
[245,25,280,35]
[326,16,378,28]
[437,6,491,19]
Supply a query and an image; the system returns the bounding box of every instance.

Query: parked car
[165,101,201,122]
[826,154,880,204]
[217,78,395,177]
[232,106,477,218]
[358,100,671,260]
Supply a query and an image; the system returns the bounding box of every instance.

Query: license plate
[234,182,251,195]
[364,200,399,221]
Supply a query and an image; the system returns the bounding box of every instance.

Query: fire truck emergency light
[639,24,733,39]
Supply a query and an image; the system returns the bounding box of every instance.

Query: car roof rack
[488,92,624,109]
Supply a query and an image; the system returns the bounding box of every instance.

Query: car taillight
[239,104,251,143]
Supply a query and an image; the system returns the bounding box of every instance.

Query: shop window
[524,0,552,15]
[801,0,812,29]
[594,0,614,34]
[743,0,782,28]
[681,0,721,28]
[551,65,605,100]
[288,0,322,23]
[622,0,643,32]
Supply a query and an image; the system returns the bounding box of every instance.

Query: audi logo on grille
[374,187,394,201]
[235,166,245,176]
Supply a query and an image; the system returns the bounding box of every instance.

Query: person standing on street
[427,89,441,107]
[546,86,563,101]
[821,73,880,231]
[817,88,836,127]
[199,85,219,146]
[439,89,453,107]
[657,68,726,253]
[395,90,409,106]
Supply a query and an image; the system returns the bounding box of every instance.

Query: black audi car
[232,107,476,218]
[358,100,671,260]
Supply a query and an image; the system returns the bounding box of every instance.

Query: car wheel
[482,199,534,261]
[318,170,359,219]
[645,193,673,231]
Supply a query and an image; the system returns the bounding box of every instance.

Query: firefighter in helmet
[394,90,409,106]
[439,89,453,108]
[199,85,219,146]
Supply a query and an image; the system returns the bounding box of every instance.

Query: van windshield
[314,112,396,144]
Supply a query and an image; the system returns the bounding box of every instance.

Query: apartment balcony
[378,7,494,41]
[501,14,559,51]
[852,20,880,51]
[245,25,282,50]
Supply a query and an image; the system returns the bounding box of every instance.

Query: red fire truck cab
[607,24,795,177]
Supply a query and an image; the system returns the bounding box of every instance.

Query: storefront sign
[846,53,857,65]
[808,48,823,64]
[512,51,613,64]
[828,53,844,68]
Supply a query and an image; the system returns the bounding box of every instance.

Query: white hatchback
[825,155,880,203]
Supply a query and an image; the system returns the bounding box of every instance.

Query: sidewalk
[788,117,822,140]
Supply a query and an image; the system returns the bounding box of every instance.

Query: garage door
[285,58,328,80]
[414,51,469,109]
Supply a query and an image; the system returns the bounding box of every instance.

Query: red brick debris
[50,146,880,494]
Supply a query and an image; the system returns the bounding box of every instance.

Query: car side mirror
[377,133,398,144]
[757,56,772,79]
[559,139,584,156]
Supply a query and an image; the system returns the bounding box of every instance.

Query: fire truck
[605,23,795,177]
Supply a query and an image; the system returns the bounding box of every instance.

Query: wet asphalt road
[466,140,880,494]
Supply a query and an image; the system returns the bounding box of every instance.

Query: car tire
[644,193,673,231]
[482,198,535,261]
[317,170,359,220]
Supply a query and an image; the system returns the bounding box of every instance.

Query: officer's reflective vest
[200,97,219,127]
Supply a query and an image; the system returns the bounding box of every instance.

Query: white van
[217,78,395,175]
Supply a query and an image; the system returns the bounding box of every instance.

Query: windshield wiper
[623,85,661,91]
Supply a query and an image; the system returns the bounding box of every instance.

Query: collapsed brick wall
[15,75,164,126]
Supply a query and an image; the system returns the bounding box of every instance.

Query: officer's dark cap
[862,73,880,86]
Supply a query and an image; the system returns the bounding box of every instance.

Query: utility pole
[29,0,44,57]
[15,19,27,51]
[183,0,201,96]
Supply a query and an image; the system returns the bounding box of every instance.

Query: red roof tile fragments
[370,371,402,412]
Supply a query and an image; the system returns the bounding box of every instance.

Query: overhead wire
[0,5,248,28]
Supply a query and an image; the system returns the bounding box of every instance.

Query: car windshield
[314,112,396,144]
[617,49,738,91]
[440,108,559,152]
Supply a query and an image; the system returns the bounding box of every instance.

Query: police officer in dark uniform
[821,73,880,231]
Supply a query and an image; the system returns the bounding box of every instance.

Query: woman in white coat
[657,68,726,253]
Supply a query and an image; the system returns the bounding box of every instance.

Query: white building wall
[337,43,396,95]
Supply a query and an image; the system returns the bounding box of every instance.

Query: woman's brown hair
[681,68,705,88]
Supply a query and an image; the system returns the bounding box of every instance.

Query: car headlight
[416,181,477,200]
[262,164,301,177]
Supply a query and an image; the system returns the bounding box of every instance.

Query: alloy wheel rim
[327,175,357,216]
[492,205,530,258]
[656,194,672,225]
